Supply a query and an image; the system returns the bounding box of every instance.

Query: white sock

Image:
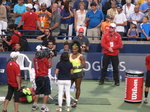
[33,102,37,106]
[42,104,46,108]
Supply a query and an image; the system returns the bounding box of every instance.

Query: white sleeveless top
[76,10,87,26]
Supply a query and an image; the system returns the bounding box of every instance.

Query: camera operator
[32,46,53,112]
[1,24,22,51]
[37,28,56,48]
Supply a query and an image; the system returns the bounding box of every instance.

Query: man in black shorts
[32,47,53,112]
[2,52,21,112]
[144,54,150,104]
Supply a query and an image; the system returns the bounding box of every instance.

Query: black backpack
[13,33,28,51]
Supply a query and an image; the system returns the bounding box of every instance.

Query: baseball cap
[25,3,33,9]
[110,23,116,28]
[78,28,84,33]
[10,52,20,58]
[132,21,137,25]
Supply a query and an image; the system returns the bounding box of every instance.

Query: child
[144,54,150,104]
[127,21,139,41]
[101,15,111,35]
[55,52,73,112]
[140,16,150,40]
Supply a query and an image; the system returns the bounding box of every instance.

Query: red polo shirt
[6,61,21,87]
[33,57,51,77]
[10,31,21,49]
[21,11,38,30]
[101,32,122,56]
[145,55,150,70]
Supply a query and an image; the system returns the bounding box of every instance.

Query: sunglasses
[82,46,86,48]
[109,27,114,29]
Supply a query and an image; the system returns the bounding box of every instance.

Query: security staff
[99,23,122,86]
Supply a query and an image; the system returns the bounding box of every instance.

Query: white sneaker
[40,106,50,112]
[56,107,62,112]
[32,105,39,111]
[66,107,70,112]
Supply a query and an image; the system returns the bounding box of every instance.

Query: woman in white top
[74,2,87,36]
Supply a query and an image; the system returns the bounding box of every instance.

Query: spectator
[2,0,11,20]
[114,4,127,36]
[121,0,134,5]
[0,0,7,36]
[73,0,88,12]
[73,28,90,50]
[74,2,87,36]
[140,0,150,14]
[101,15,112,35]
[88,0,102,10]
[86,2,104,38]
[59,41,71,53]
[107,1,118,22]
[128,5,145,33]
[127,21,139,40]
[26,0,38,12]
[103,0,118,15]
[0,41,4,51]
[55,0,63,12]
[34,0,52,11]
[50,3,61,36]
[140,16,150,40]
[37,28,56,48]
[81,43,89,53]
[2,24,22,50]
[13,0,26,25]
[136,0,146,6]
[123,0,135,20]
[146,10,150,23]
[47,41,56,50]
[60,1,74,40]
[12,43,23,51]
[17,3,43,36]
[36,3,51,30]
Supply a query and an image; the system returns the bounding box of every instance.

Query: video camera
[1,29,13,37]
[35,45,57,59]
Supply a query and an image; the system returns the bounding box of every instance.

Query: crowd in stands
[0,0,150,52]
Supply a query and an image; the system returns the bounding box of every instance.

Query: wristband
[76,66,79,69]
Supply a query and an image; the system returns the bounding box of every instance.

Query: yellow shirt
[136,0,146,6]
[69,53,82,73]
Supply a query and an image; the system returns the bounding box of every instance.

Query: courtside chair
[16,53,32,81]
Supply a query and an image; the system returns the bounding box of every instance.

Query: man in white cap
[99,23,122,86]
[17,3,43,36]
[2,52,21,112]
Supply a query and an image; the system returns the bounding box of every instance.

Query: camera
[1,29,13,37]
[35,45,57,58]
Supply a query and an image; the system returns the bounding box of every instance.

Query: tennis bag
[19,87,35,103]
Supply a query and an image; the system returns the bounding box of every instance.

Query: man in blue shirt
[86,2,104,37]
[140,0,150,14]
[13,0,26,25]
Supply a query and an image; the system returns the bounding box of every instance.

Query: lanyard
[40,10,47,21]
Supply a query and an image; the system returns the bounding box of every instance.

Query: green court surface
[0,80,150,112]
